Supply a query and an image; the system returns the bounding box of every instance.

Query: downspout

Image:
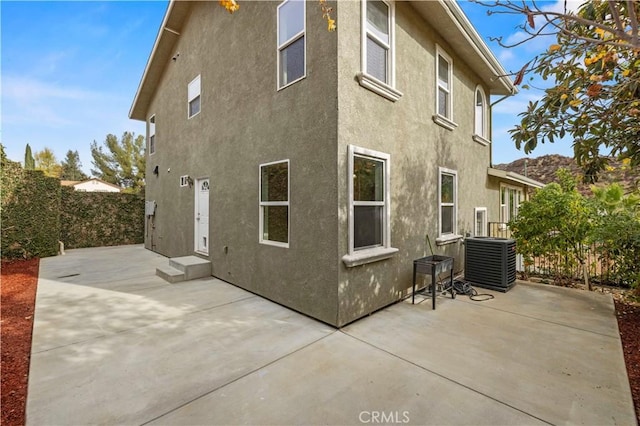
[489,92,515,168]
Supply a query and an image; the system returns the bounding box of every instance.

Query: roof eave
[129,0,188,121]
[411,0,515,96]
[487,167,545,188]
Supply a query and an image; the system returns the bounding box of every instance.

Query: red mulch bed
[615,299,640,425]
[1,258,39,426]
[1,261,639,424]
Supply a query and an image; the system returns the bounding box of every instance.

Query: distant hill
[494,154,639,195]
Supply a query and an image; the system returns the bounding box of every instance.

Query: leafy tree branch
[474,0,640,180]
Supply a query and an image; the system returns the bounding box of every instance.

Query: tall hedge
[59,187,144,249]
[1,162,61,258]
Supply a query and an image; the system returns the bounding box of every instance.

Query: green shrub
[1,162,61,259]
[2,159,144,259]
[591,184,640,289]
[59,187,144,249]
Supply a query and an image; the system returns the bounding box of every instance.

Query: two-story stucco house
[129,0,542,327]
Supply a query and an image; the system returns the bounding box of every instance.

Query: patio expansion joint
[32,294,258,355]
[456,298,619,339]
[339,330,555,426]
[139,330,339,426]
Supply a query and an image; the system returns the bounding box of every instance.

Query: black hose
[453,280,494,301]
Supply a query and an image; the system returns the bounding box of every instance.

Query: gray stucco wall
[335,1,495,326]
[144,1,340,325]
[141,0,510,327]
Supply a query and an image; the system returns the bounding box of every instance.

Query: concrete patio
[27,245,636,425]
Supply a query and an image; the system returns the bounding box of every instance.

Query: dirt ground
[615,298,640,425]
[1,258,639,425]
[1,258,39,426]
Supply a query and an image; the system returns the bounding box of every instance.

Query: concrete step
[156,265,185,284]
[168,256,211,281]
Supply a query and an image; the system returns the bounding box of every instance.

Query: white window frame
[500,184,523,223]
[437,167,461,244]
[473,86,490,146]
[358,0,402,102]
[188,74,201,119]
[259,159,290,248]
[433,45,457,130]
[148,115,156,155]
[277,0,306,90]
[342,144,398,267]
[474,207,488,237]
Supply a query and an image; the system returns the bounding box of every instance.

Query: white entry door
[195,178,209,254]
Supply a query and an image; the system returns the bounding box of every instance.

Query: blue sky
[2,1,168,173]
[2,0,573,173]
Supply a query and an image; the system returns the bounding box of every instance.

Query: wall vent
[464,237,516,292]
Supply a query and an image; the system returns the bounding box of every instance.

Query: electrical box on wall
[180,175,189,187]
[145,200,157,216]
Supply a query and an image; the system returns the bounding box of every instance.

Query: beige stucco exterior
[131,0,541,327]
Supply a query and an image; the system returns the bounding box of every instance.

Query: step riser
[157,256,212,283]
[156,268,185,284]
[184,263,210,280]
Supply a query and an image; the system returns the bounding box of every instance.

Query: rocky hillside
[494,154,639,195]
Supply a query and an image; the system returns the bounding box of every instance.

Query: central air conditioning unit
[464,237,516,292]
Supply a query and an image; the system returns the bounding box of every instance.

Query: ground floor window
[439,168,457,237]
[500,185,522,223]
[349,145,390,253]
[474,207,487,237]
[259,160,289,247]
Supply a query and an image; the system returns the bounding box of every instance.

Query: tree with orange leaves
[476,0,640,182]
[219,0,335,31]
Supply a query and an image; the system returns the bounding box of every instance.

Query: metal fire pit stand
[412,255,455,309]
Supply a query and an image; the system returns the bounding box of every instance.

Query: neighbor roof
[73,178,123,190]
[129,0,515,121]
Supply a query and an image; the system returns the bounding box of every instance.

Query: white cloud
[37,50,76,75]
[498,49,516,64]
[499,0,587,57]
[543,0,584,14]
[4,75,97,104]
[492,91,543,115]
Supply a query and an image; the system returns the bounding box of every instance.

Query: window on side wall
[260,160,289,247]
[148,115,156,155]
[474,207,487,237]
[433,46,456,130]
[365,0,391,83]
[358,0,401,101]
[188,75,201,118]
[277,0,305,89]
[439,168,458,239]
[343,145,397,267]
[474,87,490,145]
[500,185,522,223]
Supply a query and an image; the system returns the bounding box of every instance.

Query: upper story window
[188,75,201,118]
[342,145,398,267]
[260,160,289,247]
[438,167,459,243]
[148,115,156,155]
[277,0,305,89]
[433,46,456,130]
[358,0,402,102]
[474,86,490,145]
[365,1,390,83]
